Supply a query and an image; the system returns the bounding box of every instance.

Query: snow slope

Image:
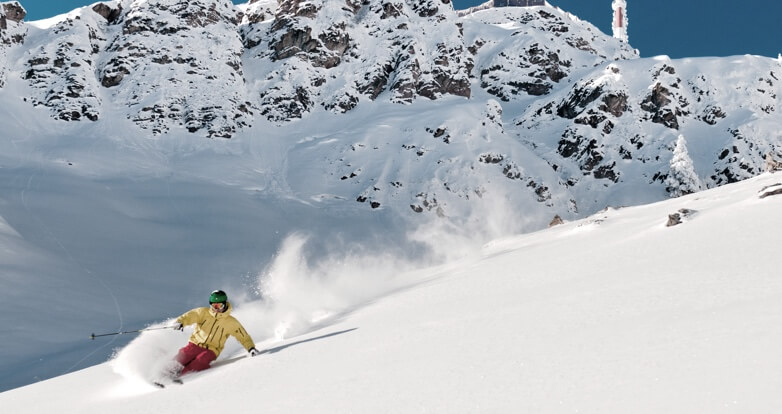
[1,0,781,394]
[2,172,782,412]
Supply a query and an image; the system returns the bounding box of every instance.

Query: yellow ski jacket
[176,302,255,357]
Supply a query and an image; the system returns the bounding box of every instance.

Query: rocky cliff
[0,0,780,226]
[1,0,633,135]
[0,1,26,88]
[517,57,781,200]
[244,0,472,122]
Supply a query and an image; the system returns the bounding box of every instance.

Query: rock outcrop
[0,1,26,88]
[666,208,696,227]
[759,183,782,199]
[246,0,472,122]
[466,7,637,102]
[99,0,250,137]
[516,57,781,205]
[22,9,106,121]
[766,152,782,172]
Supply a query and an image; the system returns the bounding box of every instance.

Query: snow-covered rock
[99,0,251,137]
[0,0,779,217]
[238,0,277,49]
[0,1,25,45]
[463,6,637,101]
[0,1,26,88]
[245,0,472,122]
[515,56,782,209]
[22,6,107,121]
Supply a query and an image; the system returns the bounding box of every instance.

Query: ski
[152,360,185,388]
[152,378,182,388]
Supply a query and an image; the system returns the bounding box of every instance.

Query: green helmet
[209,290,228,304]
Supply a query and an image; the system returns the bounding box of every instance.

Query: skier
[169,290,260,377]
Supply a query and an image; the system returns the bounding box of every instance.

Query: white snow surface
[2,172,782,412]
[1,0,782,408]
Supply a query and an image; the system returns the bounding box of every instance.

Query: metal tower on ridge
[612,0,628,42]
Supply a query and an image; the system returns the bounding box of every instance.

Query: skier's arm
[231,321,256,351]
[176,308,203,326]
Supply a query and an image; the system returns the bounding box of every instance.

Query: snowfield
[2,0,782,410]
[3,172,782,412]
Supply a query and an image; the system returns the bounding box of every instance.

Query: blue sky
[17,0,782,59]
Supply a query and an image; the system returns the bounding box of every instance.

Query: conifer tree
[666,135,703,197]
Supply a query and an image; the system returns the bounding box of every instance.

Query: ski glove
[248,347,261,357]
[174,323,184,331]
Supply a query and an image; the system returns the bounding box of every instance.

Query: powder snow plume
[110,321,188,388]
[239,233,424,343]
[238,190,538,345]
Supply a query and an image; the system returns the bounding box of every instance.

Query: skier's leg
[155,343,199,382]
[175,342,203,366]
[180,349,217,375]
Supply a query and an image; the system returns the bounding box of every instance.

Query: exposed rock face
[641,82,679,130]
[556,79,605,120]
[516,57,782,202]
[240,0,277,48]
[99,0,250,137]
[467,7,637,102]
[2,1,637,136]
[246,0,472,122]
[0,1,25,29]
[766,152,782,172]
[0,1,27,88]
[270,0,345,67]
[759,183,782,199]
[92,3,122,23]
[22,11,106,121]
[666,208,696,227]
[12,0,474,132]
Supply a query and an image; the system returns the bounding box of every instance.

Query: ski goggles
[210,302,226,311]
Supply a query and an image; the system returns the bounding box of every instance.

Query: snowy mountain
[248,0,473,120]
[511,55,782,214]
[3,172,782,412]
[2,0,778,221]
[20,0,250,135]
[1,0,781,394]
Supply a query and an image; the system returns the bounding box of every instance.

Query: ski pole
[90,325,177,340]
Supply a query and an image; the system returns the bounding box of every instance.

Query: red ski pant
[176,342,217,375]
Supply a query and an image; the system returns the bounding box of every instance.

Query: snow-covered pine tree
[666,134,703,197]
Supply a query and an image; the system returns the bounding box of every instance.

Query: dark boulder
[92,3,123,24]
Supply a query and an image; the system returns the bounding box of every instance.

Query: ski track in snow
[19,153,126,375]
